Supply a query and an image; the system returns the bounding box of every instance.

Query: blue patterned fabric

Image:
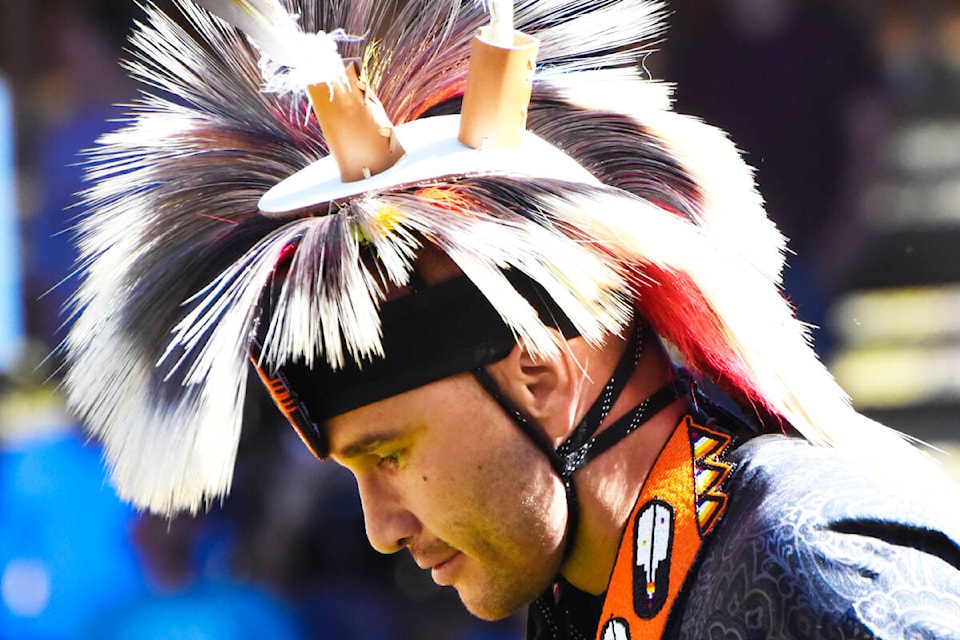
[672,435,960,639]
[528,434,960,639]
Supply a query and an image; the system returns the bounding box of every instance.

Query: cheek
[499,455,568,552]
[409,380,568,553]
[438,430,567,553]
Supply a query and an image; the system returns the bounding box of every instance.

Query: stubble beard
[452,538,565,621]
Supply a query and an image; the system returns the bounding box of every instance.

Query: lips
[414,551,450,570]
[428,552,461,586]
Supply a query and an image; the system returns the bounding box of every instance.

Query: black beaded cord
[555,325,645,461]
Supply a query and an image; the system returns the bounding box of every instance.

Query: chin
[458,593,520,622]
[454,577,548,622]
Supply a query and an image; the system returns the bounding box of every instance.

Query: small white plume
[192,0,352,93]
[484,0,515,45]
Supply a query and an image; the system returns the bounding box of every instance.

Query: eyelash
[377,450,402,468]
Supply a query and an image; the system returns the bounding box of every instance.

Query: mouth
[429,552,461,586]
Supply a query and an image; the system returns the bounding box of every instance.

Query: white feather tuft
[193,0,353,94]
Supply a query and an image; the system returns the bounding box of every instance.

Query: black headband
[251,272,581,457]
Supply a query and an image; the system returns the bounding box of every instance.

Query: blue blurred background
[0,0,959,638]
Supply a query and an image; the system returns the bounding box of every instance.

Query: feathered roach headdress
[64,0,931,515]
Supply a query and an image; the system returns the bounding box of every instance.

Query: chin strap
[472,325,688,562]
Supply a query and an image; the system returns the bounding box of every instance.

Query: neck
[559,338,685,594]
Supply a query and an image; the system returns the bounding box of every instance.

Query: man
[64,0,960,638]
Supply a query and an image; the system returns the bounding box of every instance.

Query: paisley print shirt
[528,435,960,640]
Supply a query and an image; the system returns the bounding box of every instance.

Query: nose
[356,472,421,554]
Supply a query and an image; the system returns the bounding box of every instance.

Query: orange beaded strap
[596,415,734,640]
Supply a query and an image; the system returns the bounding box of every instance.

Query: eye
[376,449,403,469]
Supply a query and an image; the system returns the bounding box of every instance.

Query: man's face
[326,371,568,620]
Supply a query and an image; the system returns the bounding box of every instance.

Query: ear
[485,338,580,445]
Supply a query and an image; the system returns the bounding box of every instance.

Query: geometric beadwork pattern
[689,424,734,536]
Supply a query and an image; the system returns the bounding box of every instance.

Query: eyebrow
[333,432,402,460]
